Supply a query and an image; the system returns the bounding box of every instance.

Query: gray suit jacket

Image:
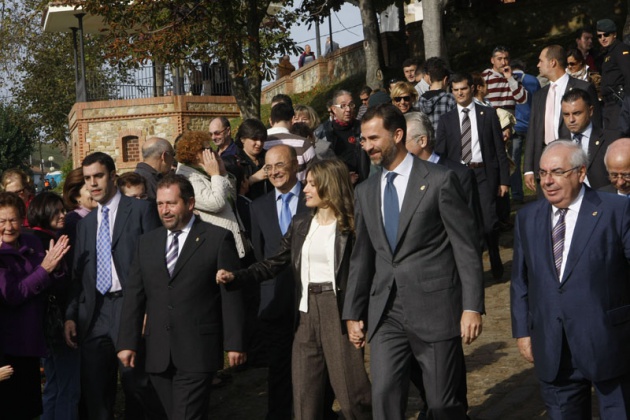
[342,156,484,342]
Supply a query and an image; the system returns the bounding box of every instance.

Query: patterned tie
[460,108,472,164]
[573,132,583,144]
[166,230,182,278]
[552,208,568,279]
[383,172,399,252]
[96,206,112,294]
[544,84,557,145]
[279,192,294,235]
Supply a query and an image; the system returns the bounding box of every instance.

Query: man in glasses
[209,117,238,157]
[603,137,630,196]
[481,45,528,114]
[313,89,370,184]
[512,140,630,419]
[597,18,630,130]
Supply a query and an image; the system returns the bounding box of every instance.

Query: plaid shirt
[418,90,457,132]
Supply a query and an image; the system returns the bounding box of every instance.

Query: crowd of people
[0,16,630,420]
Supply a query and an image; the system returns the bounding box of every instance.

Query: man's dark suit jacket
[250,188,308,320]
[118,218,244,373]
[511,187,630,383]
[235,212,352,331]
[599,184,620,194]
[343,157,484,342]
[584,127,620,190]
[65,194,160,339]
[524,76,601,176]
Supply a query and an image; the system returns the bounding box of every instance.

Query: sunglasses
[597,32,613,38]
[566,61,579,67]
[393,96,411,103]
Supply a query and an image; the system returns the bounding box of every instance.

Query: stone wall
[69,95,239,172]
[261,41,366,104]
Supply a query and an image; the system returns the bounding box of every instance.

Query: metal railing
[84,63,233,102]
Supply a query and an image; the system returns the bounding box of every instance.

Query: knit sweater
[481,68,528,112]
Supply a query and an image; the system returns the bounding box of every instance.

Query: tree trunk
[359,0,384,89]
[422,0,449,60]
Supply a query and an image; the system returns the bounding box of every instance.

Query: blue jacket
[512,71,540,134]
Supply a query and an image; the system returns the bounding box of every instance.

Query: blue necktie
[384,172,399,252]
[96,206,112,294]
[573,133,583,144]
[279,192,294,235]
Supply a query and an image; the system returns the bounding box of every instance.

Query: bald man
[603,138,630,196]
[134,137,175,200]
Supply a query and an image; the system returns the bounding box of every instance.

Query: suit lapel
[171,218,206,280]
[534,202,558,282]
[561,189,602,283]
[112,195,131,247]
[265,192,282,234]
[587,127,604,171]
[366,169,389,254]
[396,158,429,251]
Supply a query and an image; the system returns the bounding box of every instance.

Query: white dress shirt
[165,215,196,259]
[457,102,483,163]
[97,190,122,292]
[550,73,570,139]
[299,218,337,312]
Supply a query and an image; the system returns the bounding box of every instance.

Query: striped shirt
[481,68,528,113]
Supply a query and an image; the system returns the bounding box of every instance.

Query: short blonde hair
[389,82,418,104]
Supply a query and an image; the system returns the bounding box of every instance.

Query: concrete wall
[69,95,239,172]
[261,41,366,104]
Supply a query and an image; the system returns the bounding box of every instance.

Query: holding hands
[216,269,235,284]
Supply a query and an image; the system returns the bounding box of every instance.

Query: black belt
[308,282,334,294]
[104,290,123,298]
[467,162,485,169]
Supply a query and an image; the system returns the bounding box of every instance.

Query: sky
[288,2,365,67]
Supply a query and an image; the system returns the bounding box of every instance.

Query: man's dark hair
[212,116,231,130]
[428,61,450,84]
[360,86,373,96]
[402,58,417,68]
[576,27,594,39]
[449,73,474,89]
[545,45,567,68]
[361,104,407,142]
[270,102,295,124]
[423,57,448,76]
[561,88,592,108]
[82,152,116,173]
[235,118,268,148]
[271,94,293,108]
[117,172,147,189]
[157,174,195,203]
[492,45,509,56]
[510,58,526,71]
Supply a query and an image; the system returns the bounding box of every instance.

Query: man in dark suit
[561,88,620,190]
[523,45,601,193]
[603,137,630,195]
[250,144,308,419]
[435,72,510,280]
[117,174,245,419]
[511,140,630,418]
[64,152,161,419]
[343,104,484,420]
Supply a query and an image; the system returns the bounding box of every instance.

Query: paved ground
[208,200,601,419]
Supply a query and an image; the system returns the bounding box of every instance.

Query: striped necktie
[461,108,472,164]
[166,230,182,278]
[552,208,568,279]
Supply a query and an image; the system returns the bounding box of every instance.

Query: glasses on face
[332,103,356,110]
[263,162,288,173]
[538,166,580,179]
[567,61,579,67]
[360,97,369,104]
[608,172,630,182]
[210,127,228,136]
[393,96,411,103]
[597,32,613,38]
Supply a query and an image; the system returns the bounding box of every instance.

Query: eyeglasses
[566,61,579,67]
[263,162,288,173]
[393,96,412,103]
[597,32,613,38]
[210,127,228,136]
[608,172,630,182]
[332,103,356,110]
[538,166,580,179]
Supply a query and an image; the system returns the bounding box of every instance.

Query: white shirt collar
[382,152,414,180]
[456,100,475,114]
[98,189,121,212]
[275,180,302,201]
[552,185,585,214]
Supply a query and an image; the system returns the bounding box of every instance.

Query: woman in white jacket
[175,130,247,258]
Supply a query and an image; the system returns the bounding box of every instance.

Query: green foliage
[0,105,36,172]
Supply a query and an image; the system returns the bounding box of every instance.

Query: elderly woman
[176,130,247,258]
[390,81,419,114]
[218,159,372,420]
[293,104,321,132]
[235,119,271,201]
[0,192,69,419]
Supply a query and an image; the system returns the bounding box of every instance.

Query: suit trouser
[292,290,372,420]
[473,167,503,276]
[539,331,630,420]
[149,364,213,420]
[80,294,123,420]
[260,317,294,420]
[370,287,468,420]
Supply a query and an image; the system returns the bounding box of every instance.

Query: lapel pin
[420,185,426,191]
[196,237,200,242]
[595,141,600,145]
[480,111,484,115]
[592,211,598,216]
